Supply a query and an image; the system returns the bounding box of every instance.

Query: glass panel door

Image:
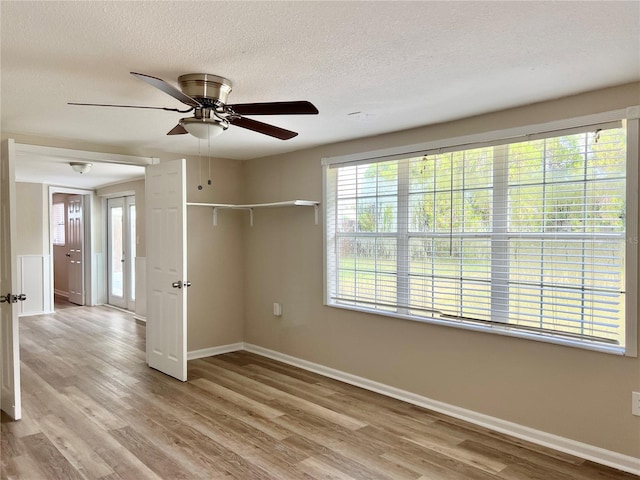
[107,197,126,308]
[107,195,136,310]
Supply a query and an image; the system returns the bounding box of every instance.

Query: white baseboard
[54,289,69,297]
[242,343,640,476]
[18,309,53,317]
[185,341,639,474]
[187,342,245,361]
[133,314,146,323]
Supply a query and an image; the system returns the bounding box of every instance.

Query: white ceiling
[2,1,639,188]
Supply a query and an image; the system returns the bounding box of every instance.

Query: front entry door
[67,195,84,305]
[0,139,22,420]
[146,159,187,381]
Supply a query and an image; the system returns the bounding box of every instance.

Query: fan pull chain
[207,135,212,186]
[197,139,203,190]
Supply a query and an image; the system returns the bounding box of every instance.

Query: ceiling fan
[69,72,319,140]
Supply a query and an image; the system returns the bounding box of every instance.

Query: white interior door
[146,159,187,381]
[67,195,84,305]
[0,139,22,420]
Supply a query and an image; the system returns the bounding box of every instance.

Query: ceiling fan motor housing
[178,74,233,105]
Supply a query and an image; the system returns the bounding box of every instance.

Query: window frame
[323,108,639,356]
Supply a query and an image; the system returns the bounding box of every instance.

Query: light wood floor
[1,303,637,480]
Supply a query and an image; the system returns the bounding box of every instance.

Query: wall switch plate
[632,392,640,416]
[273,302,282,317]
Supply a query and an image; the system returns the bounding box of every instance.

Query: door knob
[65,252,71,257]
[0,293,26,303]
[171,281,182,289]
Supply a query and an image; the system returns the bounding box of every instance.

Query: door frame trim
[49,187,94,308]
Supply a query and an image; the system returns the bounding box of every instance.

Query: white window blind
[52,202,65,246]
[325,121,633,352]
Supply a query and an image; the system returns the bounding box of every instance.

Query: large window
[325,114,638,354]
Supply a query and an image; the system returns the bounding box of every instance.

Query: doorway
[107,195,136,311]
[51,191,90,307]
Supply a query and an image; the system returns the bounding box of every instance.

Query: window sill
[326,302,630,357]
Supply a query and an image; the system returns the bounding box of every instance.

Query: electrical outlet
[633,392,640,416]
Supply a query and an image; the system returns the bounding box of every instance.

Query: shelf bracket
[212,207,219,226]
[247,208,254,227]
[314,204,319,225]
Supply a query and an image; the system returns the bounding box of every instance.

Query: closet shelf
[187,200,320,226]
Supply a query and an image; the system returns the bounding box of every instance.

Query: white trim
[187,342,244,361]
[53,289,69,297]
[133,314,146,323]
[322,165,330,305]
[627,106,640,120]
[243,343,640,476]
[16,143,156,167]
[624,118,639,357]
[322,107,635,167]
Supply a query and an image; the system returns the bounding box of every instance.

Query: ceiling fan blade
[229,100,318,116]
[167,124,188,135]
[229,116,298,140]
[130,72,202,108]
[68,102,193,113]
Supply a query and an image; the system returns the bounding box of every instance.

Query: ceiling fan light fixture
[181,118,227,139]
[70,162,92,174]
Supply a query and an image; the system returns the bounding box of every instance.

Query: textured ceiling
[2,0,639,168]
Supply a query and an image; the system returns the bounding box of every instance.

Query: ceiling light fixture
[70,162,92,174]
[180,118,227,139]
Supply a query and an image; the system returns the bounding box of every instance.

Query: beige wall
[15,182,48,256]
[178,154,246,351]
[241,82,640,458]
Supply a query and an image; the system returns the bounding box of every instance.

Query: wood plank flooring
[1,302,637,479]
